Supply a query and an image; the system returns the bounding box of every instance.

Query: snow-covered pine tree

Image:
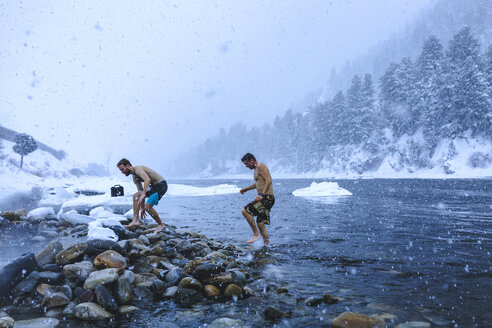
[445,27,488,137]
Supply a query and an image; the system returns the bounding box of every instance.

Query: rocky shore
[0,209,432,328]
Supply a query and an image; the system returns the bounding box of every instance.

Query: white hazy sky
[0,0,434,172]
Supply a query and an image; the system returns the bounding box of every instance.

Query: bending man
[239,153,275,246]
[117,158,167,233]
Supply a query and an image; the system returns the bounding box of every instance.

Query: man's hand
[140,208,147,219]
[240,188,247,194]
[255,195,263,202]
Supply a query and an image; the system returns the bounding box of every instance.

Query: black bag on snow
[111,185,124,197]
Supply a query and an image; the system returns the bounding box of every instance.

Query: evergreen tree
[415,36,445,143]
[379,58,415,136]
[12,133,38,169]
[444,27,488,137]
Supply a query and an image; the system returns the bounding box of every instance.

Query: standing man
[117,158,168,233]
[240,153,275,246]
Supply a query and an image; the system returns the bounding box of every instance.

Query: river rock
[73,302,114,320]
[83,268,119,289]
[133,286,154,300]
[132,257,154,273]
[323,293,339,305]
[119,305,139,314]
[174,287,203,307]
[85,239,123,256]
[14,271,40,294]
[13,318,59,328]
[264,306,284,321]
[204,284,221,299]
[134,273,158,288]
[79,289,94,303]
[230,270,247,286]
[115,271,134,305]
[38,271,63,284]
[178,277,203,291]
[94,250,127,272]
[204,251,228,261]
[41,291,70,309]
[40,264,62,272]
[0,253,38,298]
[203,272,233,287]
[161,246,178,258]
[94,285,118,313]
[193,263,223,280]
[151,279,167,294]
[332,312,386,328]
[63,261,94,280]
[55,243,88,265]
[165,267,183,285]
[395,322,431,328]
[208,317,245,328]
[224,284,242,298]
[0,316,14,328]
[162,286,178,299]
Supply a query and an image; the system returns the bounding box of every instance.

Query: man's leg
[126,192,142,228]
[242,208,261,243]
[144,203,166,233]
[257,222,269,246]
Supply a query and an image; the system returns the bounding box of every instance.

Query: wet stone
[178,277,203,291]
[134,273,158,288]
[14,271,40,294]
[79,289,94,303]
[40,264,61,272]
[323,293,339,305]
[63,261,94,280]
[193,263,223,280]
[132,257,154,274]
[174,287,203,307]
[83,268,119,289]
[36,241,63,267]
[162,286,179,299]
[203,285,220,299]
[73,302,114,320]
[151,279,167,295]
[94,285,118,313]
[85,239,123,256]
[264,306,284,321]
[133,286,153,301]
[119,305,139,314]
[332,312,386,328]
[38,271,63,284]
[93,250,127,272]
[224,284,242,299]
[41,291,70,309]
[55,243,88,265]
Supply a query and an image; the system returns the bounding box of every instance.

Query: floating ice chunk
[292,182,352,197]
[27,207,56,219]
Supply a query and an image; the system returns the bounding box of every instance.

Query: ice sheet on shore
[168,184,239,196]
[292,182,352,197]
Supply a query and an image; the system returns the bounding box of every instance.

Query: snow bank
[292,182,352,197]
[168,184,239,196]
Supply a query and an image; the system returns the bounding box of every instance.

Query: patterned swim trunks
[244,195,275,225]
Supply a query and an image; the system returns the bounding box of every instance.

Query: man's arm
[240,183,256,194]
[133,175,143,192]
[134,167,151,204]
[257,164,272,195]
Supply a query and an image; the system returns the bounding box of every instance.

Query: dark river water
[1,179,491,327]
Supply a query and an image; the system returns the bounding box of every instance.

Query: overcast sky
[0,0,434,173]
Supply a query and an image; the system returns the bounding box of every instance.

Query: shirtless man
[117,158,168,233]
[239,153,275,246]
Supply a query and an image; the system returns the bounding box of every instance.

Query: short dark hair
[117,158,132,167]
[241,153,256,162]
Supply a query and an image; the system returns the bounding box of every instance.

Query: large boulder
[85,239,123,256]
[93,250,127,272]
[55,243,88,265]
[0,253,38,299]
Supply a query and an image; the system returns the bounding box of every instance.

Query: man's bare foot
[155,224,165,233]
[246,234,262,243]
[125,220,140,229]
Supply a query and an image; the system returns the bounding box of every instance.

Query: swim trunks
[244,195,275,225]
[145,180,168,206]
